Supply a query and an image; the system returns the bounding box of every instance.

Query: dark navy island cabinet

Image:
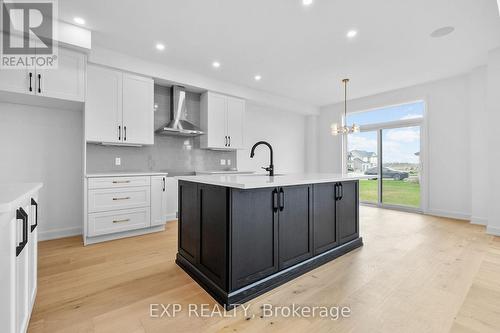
[176,180,362,308]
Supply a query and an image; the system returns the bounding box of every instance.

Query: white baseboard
[84,225,165,245]
[470,216,488,226]
[38,226,82,241]
[424,209,470,221]
[486,225,500,236]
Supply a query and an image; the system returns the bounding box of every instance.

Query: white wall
[487,47,500,235]
[469,67,489,226]
[0,103,83,240]
[237,103,306,174]
[316,74,473,219]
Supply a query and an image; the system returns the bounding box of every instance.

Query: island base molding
[176,237,363,308]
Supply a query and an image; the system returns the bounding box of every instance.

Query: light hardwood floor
[28,207,500,333]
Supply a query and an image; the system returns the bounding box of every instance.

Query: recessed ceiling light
[155,43,165,51]
[73,17,85,25]
[430,26,455,38]
[212,61,221,68]
[346,30,358,38]
[302,0,313,6]
[254,75,262,81]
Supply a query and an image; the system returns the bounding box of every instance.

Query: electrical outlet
[227,159,231,166]
[220,159,226,166]
[115,157,121,166]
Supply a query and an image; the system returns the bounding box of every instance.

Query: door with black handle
[337,181,359,245]
[278,185,313,270]
[313,183,338,255]
[231,187,278,290]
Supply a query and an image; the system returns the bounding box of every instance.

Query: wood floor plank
[28,207,500,333]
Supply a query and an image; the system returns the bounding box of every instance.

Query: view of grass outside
[359,179,420,207]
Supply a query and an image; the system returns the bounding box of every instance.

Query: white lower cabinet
[88,207,150,237]
[0,185,41,333]
[151,176,168,226]
[84,174,168,244]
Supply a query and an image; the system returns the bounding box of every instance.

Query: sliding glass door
[345,101,424,211]
[381,126,421,208]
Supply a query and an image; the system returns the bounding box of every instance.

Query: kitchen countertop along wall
[86,85,237,176]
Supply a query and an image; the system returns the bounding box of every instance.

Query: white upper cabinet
[86,65,123,144]
[0,35,31,95]
[37,48,86,102]
[226,96,245,149]
[0,41,86,102]
[150,176,167,227]
[122,73,154,145]
[200,92,245,150]
[85,64,154,146]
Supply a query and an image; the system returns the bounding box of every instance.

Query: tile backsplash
[86,85,236,175]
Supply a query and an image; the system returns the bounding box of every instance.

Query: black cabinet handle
[224,136,227,147]
[118,125,121,141]
[162,177,166,192]
[272,189,278,212]
[29,72,33,92]
[338,183,343,200]
[31,198,38,232]
[16,208,28,257]
[279,188,285,211]
[228,136,231,147]
[124,126,127,141]
[37,74,41,93]
[334,183,339,200]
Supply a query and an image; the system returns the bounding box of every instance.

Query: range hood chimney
[156,85,204,137]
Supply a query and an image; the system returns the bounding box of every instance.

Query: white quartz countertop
[86,172,168,178]
[176,173,371,189]
[0,183,43,213]
[195,170,256,175]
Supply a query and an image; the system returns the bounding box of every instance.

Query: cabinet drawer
[88,176,150,189]
[88,187,150,213]
[88,208,150,237]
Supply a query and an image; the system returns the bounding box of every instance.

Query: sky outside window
[346,101,424,127]
[347,102,423,164]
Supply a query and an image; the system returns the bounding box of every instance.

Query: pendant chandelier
[331,78,360,136]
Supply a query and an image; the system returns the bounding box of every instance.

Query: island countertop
[176,173,370,189]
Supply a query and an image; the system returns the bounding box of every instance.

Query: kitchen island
[175,173,363,308]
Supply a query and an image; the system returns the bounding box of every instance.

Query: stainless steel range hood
[156,85,204,137]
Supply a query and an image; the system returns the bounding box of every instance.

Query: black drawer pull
[37,74,41,93]
[16,208,28,257]
[31,198,38,232]
[29,72,33,92]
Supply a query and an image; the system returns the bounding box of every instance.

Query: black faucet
[250,141,274,176]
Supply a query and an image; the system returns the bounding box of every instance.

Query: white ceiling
[59,0,500,107]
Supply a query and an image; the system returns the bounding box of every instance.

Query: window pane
[347,101,424,127]
[381,126,421,207]
[347,131,378,203]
